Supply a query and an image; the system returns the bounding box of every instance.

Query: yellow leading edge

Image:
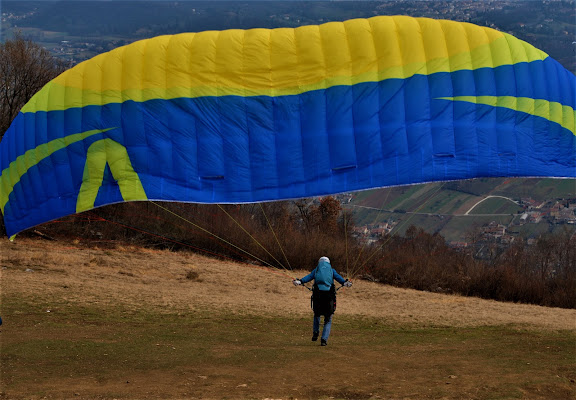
[22,16,548,113]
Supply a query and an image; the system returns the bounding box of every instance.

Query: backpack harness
[301,262,344,318]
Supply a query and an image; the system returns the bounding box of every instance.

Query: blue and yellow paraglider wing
[0,16,575,236]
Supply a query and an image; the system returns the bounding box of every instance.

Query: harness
[311,283,337,318]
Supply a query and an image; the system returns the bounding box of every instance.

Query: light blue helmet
[319,256,330,264]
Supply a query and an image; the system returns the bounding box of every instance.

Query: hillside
[1,237,575,399]
[3,237,575,330]
[348,177,576,242]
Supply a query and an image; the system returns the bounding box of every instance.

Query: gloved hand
[343,279,353,288]
[293,279,302,286]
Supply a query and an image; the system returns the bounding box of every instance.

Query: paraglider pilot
[293,257,352,346]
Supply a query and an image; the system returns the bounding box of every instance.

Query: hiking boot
[312,332,319,341]
[321,339,327,346]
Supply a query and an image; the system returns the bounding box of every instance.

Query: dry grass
[1,238,575,330]
[1,238,575,400]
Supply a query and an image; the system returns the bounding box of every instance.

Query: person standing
[293,256,352,346]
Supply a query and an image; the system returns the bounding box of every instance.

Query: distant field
[1,238,575,399]
[348,178,576,241]
[440,215,515,242]
[467,197,523,215]
[490,178,576,200]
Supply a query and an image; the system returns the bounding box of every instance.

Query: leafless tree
[0,34,67,139]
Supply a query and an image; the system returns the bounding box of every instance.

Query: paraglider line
[87,212,235,258]
[217,204,288,272]
[350,182,446,278]
[84,210,293,280]
[151,201,285,273]
[95,214,248,260]
[348,187,393,276]
[259,203,293,271]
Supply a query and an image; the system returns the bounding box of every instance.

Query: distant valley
[345,177,576,242]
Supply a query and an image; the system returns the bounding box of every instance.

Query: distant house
[529,212,543,223]
[558,208,575,222]
[521,198,541,208]
[371,227,388,236]
[353,226,369,236]
[482,221,506,238]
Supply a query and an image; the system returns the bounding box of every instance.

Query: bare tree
[0,34,67,138]
[293,198,314,232]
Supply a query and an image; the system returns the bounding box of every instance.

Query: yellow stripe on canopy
[0,128,113,214]
[22,16,548,113]
[438,96,576,136]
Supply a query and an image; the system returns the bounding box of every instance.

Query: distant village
[348,196,576,248]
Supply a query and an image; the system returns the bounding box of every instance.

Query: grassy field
[1,238,575,399]
[468,198,522,215]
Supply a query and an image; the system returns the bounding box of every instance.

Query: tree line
[23,200,576,310]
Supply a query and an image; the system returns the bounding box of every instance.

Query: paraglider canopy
[0,15,574,237]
